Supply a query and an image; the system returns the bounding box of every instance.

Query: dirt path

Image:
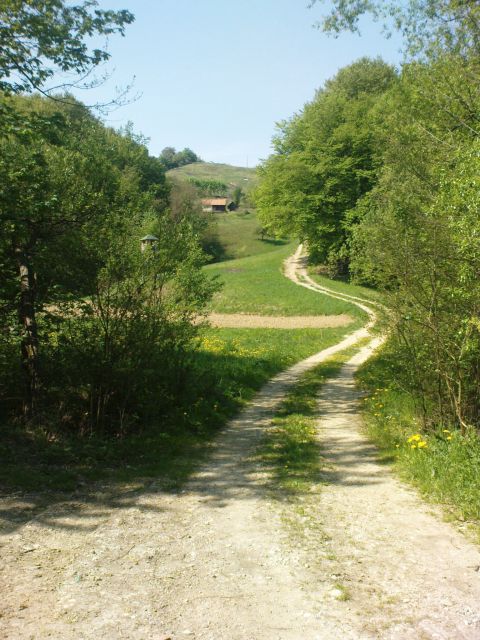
[1,247,480,639]
[207,312,353,329]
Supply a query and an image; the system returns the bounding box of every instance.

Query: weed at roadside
[356,342,480,533]
[0,326,353,493]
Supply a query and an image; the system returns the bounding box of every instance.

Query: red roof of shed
[201,198,229,206]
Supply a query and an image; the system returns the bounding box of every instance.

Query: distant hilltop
[167,161,258,193]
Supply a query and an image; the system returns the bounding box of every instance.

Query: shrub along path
[1,247,480,639]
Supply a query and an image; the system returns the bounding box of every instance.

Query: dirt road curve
[1,247,480,639]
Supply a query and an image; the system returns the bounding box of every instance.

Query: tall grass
[357,341,480,529]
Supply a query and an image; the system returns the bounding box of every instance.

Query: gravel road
[1,247,479,639]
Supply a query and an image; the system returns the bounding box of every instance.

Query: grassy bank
[357,341,480,533]
[0,325,354,493]
[308,266,383,303]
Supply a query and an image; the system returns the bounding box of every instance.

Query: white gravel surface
[1,247,479,639]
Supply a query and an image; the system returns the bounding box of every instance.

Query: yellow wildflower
[407,434,422,443]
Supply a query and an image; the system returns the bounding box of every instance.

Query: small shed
[201,197,235,213]
[140,234,159,252]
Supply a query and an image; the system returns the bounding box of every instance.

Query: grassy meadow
[207,243,367,319]
[212,210,288,261]
[307,266,384,304]
[167,161,258,192]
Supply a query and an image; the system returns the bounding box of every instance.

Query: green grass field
[308,267,384,303]
[212,210,287,260]
[206,243,367,318]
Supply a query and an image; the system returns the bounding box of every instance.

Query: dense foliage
[159,146,200,170]
[257,3,480,432]
[255,58,396,272]
[0,0,133,95]
[0,2,216,435]
[0,94,216,432]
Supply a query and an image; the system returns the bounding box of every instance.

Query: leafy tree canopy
[0,0,134,95]
[310,0,480,57]
[255,57,397,269]
[160,146,200,170]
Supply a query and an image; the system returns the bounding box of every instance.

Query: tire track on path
[287,245,480,639]
[1,246,479,639]
[0,246,373,640]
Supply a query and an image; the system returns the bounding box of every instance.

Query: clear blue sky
[79,0,403,166]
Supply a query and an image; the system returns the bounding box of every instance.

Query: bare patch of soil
[208,312,352,329]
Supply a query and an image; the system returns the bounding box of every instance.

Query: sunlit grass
[0,326,356,492]
[357,342,480,530]
[259,349,358,496]
[206,244,366,318]
[308,266,384,303]
[212,210,288,260]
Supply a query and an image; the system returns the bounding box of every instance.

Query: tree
[348,54,480,429]
[0,107,115,414]
[160,146,177,169]
[232,186,243,208]
[160,146,200,170]
[175,147,200,166]
[0,94,215,428]
[310,0,480,57]
[0,0,133,96]
[255,57,396,270]
[304,0,480,431]
[0,1,134,415]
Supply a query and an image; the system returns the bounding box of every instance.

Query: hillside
[167,161,258,192]
[210,211,286,261]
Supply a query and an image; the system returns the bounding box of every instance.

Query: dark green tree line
[160,146,200,170]
[0,1,216,432]
[255,57,397,272]
[257,0,480,431]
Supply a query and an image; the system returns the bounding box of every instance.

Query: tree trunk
[15,246,39,418]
